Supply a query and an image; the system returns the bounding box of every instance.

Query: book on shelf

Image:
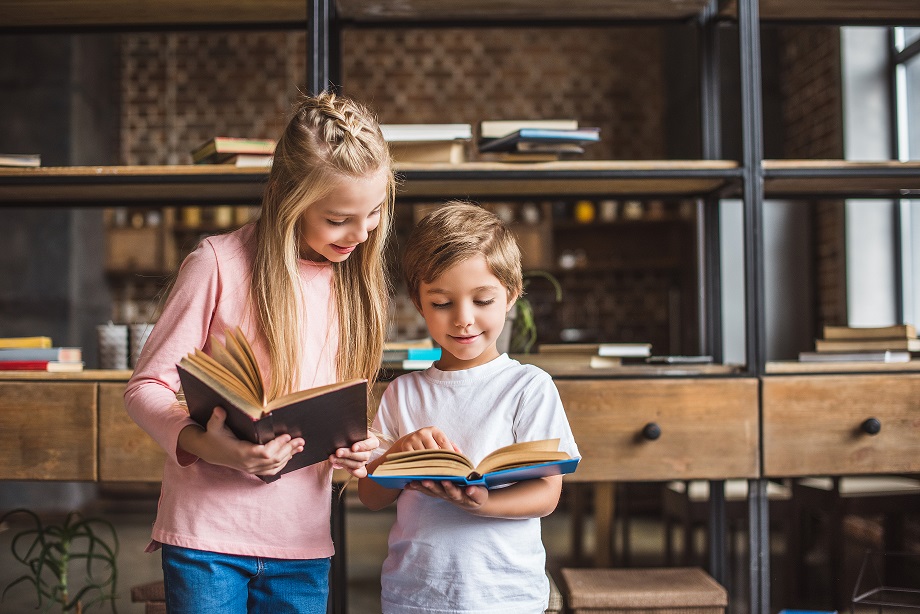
[221,153,274,167]
[813,338,920,353]
[0,360,84,372]
[176,327,368,482]
[821,323,917,340]
[0,336,53,349]
[0,347,81,362]
[380,123,473,142]
[537,342,652,358]
[646,355,714,365]
[383,338,435,351]
[477,127,600,154]
[482,151,563,163]
[798,350,911,363]
[388,140,467,164]
[515,353,622,371]
[383,358,437,371]
[191,137,277,164]
[368,438,579,489]
[0,153,41,167]
[479,119,579,140]
[380,124,472,164]
[382,347,442,363]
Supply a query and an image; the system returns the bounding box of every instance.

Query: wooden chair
[789,475,920,611]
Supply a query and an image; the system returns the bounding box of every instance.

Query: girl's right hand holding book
[178,406,306,477]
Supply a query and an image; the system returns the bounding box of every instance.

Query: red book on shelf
[0,360,84,372]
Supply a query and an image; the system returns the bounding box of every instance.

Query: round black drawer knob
[642,422,662,441]
[861,417,882,435]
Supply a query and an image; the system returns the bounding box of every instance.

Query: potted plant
[1,508,119,613]
[508,270,563,354]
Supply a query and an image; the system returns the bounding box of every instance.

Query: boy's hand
[389,426,461,454]
[330,432,380,478]
[406,480,488,511]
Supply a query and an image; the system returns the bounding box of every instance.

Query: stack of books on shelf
[477,119,600,162]
[380,124,472,164]
[798,323,917,363]
[191,137,276,166]
[0,336,84,372]
[524,342,652,370]
[0,153,41,167]
[382,338,441,370]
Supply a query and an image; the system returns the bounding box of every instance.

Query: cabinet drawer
[557,378,759,481]
[0,382,97,480]
[98,383,166,482]
[763,375,920,477]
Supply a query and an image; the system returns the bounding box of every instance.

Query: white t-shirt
[372,354,580,614]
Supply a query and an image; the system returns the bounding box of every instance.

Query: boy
[358,202,579,614]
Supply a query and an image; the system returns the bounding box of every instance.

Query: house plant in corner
[1,508,119,613]
[507,270,563,354]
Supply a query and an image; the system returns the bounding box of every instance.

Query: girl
[125,91,393,613]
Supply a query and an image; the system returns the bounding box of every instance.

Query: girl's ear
[506,292,518,313]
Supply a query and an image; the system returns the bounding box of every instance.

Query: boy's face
[417,254,516,371]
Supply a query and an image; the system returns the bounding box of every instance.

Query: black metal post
[308,0,331,94]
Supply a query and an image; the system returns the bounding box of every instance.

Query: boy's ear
[506,292,518,313]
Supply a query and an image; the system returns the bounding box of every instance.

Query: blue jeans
[161,544,330,613]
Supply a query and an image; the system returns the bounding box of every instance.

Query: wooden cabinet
[763,374,920,477]
[98,383,166,482]
[0,382,98,481]
[559,378,760,482]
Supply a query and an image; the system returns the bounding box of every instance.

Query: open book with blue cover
[369,438,579,489]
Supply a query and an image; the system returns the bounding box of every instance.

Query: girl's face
[298,170,388,263]
[417,254,517,371]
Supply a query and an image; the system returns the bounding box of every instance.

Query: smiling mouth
[331,244,356,254]
[451,333,481,344]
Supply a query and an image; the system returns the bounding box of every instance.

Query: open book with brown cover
[176,327,368,482]
[369,438,579,489]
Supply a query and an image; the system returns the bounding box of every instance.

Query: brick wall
[120,27,665,164]
[778,26,846,331]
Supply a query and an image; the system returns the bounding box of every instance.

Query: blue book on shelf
[478,127,600,153]
[383,347,442,362]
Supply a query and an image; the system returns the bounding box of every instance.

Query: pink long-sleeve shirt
[124,223,340,559]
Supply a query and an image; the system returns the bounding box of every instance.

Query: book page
[475,439,568,475]
[224,328,264,404]
[185,350,261,407]
[373,448,474,477]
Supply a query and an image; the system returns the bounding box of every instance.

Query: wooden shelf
[766,360,920,374]
[0,0,308,29]
[0,369,133,381]
[336,0,715,22]
[763,160,920,198]
[0,165,269,207]
[0,161,740,206]
[720,0,920,23]
[395,160,741,199]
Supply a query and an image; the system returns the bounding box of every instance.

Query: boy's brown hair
[403,201,523,308]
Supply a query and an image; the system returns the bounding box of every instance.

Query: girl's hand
[179,406,306,476]
[330,432,380,478]
[406,480,489,511]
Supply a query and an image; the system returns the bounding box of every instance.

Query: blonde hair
[403,201,523,308]
[253,91,394,399]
